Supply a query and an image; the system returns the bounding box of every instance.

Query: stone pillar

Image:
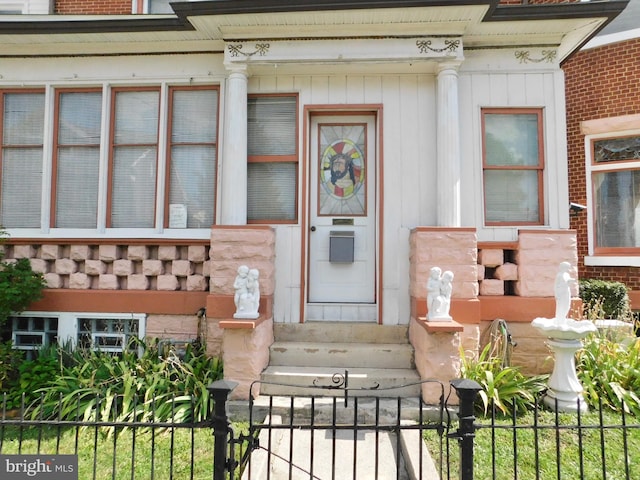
[515,230,578,297]
[436,61,462,227]
[220,64,248,225]
[207,226,276,399]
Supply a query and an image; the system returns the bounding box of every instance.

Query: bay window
[247,94,298,223]
[0,85,219,235]
[482,108,545,225]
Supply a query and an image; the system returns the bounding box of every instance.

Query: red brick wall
[563,37,640,290]
[55,0,131,14]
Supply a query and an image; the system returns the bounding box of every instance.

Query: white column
[220,64,248,225]
[436,61,462,227]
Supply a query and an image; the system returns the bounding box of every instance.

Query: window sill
[585,256,640,267]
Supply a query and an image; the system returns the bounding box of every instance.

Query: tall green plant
[460,344,547,416]
[30,340,223,424]
[577,334,640,416]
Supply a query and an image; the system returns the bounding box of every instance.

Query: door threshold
[306,303,377,322]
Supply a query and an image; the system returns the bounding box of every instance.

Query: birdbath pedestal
[531,318,597,413]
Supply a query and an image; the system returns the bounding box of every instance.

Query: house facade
[563,5,640,314]
[0,0,628,397]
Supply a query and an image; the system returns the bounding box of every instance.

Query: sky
[599,0,640,35]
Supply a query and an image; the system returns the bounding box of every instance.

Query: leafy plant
[30,339,223,425]
[3,345,61,410]
[577,333,640,416]
[0,258,46,328]
[0,341,23,393]
[579,278,631,320]
[460,343,547,416]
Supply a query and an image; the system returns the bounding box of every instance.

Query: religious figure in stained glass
[319,124,366,215]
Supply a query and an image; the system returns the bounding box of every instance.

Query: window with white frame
[1,90,45,228]
[4,312,146,357]
[247,94,298,223]
[589,135,640,252]
[482,108,545,225]
[0,86,219,234]
[0,0,51,14]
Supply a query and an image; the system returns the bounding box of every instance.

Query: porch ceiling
[0,0,628,61]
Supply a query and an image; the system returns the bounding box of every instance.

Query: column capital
[224,62,249,76]
[436,60,462,75]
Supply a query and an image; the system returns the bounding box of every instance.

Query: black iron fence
[0,379,638,479]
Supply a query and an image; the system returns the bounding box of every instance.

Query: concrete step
[269,341,415,369]
[274,322,409,344]
[259,366,422,397]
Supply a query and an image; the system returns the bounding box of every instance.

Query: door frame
[300,104,384,324]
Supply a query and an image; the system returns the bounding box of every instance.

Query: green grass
[0,425,218,479]
[424,409,640,480]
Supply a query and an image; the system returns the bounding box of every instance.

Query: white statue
[427,266,454,321]
[554,261,577,323]
[234,265,260,319]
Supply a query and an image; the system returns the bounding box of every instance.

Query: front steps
[259,322,422,397]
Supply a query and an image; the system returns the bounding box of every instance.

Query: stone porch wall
[208,226,276,399]
[409,228,579,393]
[3,243,210,292]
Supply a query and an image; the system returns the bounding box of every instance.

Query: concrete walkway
[231,397,443,480]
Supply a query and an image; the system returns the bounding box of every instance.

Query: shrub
[29,339,223,424]
[0,258,46,328]
[577,334,640,416]
[3,345,60,410]
[460,344,548,416]
[579,278,630,320]
[0,341,23,394]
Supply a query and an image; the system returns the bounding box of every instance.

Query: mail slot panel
[329,230,355,263]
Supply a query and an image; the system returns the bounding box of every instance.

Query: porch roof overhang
[0,0,629,63]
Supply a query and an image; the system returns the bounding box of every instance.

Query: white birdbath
[531,262,597,413]
[531,318,596,413]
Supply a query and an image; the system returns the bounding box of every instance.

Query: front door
[307,114,377,319]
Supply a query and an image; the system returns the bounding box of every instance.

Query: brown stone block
[478,249,504,267]
[69,245,91,261]
[44,273,62,288]
[113,259,133,276]
[518,231,577,250]
[479,279,504,296]
[157,275,179,291]
[186,275,207,291]
[142,259,163,276]
[85,259,106,276]
[98,274,119,290]
[127,245,148,261]
[69,272,91,289]
[127,274,149,290]
[41,244,61,260]
[158,245,178,261]
[14,245,36,259]
[187,245,207,263]
[171,260,193,277]
[29,258,48,274]
[494,262,518,281]
[99,245,120,262]
[55,258,77,275]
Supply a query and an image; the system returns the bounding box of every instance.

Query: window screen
[110,90,159,228]
[247,95,298,222]
[1,92,45,228]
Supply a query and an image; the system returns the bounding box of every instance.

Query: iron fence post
[208,379,238,480]
[450,378,482,480]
